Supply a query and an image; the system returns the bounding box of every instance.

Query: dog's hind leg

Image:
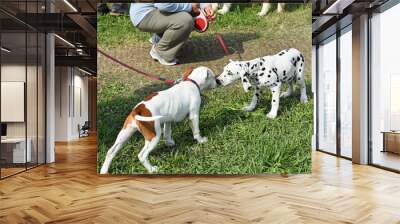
[211,3,219,12]
[280,81,293,98]
[244,87,261,112]
[258,3,272,16]
[138,123,161,173]
[277,3,285,13]
[218,3,231,15]
[100,124,137,174]
[163,122,175,147]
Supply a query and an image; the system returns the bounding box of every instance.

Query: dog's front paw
[266,112,277,119]
[280,91,291,98]
[100,166,109,174]
[165,139,176,147]
[244,105,255,112]
[258,11,267,17]
[99,170,108,175]
[149,166,158,173]
[300,97,308,103]
[218,9,228,15]
[196,136,208,143]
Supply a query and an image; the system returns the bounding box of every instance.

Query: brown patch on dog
[182,67,194,80]
[122,104,156,140]
[144,92,158,101]
[123,111,136,130]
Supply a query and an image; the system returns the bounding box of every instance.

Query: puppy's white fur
[100,67,217,174]
[216,48,307,119]
[211,3,285,16]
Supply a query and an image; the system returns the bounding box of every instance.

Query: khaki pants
[137,9,194,62]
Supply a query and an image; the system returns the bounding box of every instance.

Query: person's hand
[191,3,200,16]
[204,5,216,21]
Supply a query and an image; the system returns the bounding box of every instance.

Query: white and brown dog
[216,48,307,119]
[211,3,285,16]
[100,67,217,174]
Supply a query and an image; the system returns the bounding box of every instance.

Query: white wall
[54,67,89,141]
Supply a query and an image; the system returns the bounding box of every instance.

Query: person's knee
[172,12,194,32]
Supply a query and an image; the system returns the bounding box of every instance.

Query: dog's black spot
[283,70,286,76]
[247,86,252,91]
[255,93,260,97]
[269,70,272,73]
[299,69,302,72]
[243,79,248,82]
[268,74,271,78]
[239,64,242,67]
[292,57,297,67]
[297,56,300,62]
[300,54,304,62]
[261,67,266,71]
[272,68,278,74]
[279,52,285,56]
[298,77,301,80]
[244,72,250,77]
[259,73,264,76]
[300,63,303,67]
[259,62,263,66]
[273,99,276,102]
[246,62,250,66]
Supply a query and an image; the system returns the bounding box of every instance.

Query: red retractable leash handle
[97,48,175,86]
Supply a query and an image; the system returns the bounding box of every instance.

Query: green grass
[97,3,313,174]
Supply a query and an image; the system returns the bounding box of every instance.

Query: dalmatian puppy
[216,48,307,119]
[211,3,285,16]
[100,67,217,174]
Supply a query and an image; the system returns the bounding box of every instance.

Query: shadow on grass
[179,32,259,64]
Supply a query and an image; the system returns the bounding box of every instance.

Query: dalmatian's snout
[216,78,222,86]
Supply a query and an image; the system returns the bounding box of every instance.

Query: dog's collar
[184,78,201,92]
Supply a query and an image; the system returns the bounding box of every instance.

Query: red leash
[97,48,176,86]
[215,32,230,55]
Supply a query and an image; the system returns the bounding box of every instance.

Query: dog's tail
[134,115,163,122]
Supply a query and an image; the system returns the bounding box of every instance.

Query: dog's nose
[216,79,222,86]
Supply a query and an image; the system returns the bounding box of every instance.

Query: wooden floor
[1,136,400,223]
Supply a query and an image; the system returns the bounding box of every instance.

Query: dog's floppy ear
[206,68,215,79]
[182,67,194,80]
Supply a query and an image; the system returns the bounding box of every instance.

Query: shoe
[109,4,129,16]
[149,46,178,66]
[149,34,161,45]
